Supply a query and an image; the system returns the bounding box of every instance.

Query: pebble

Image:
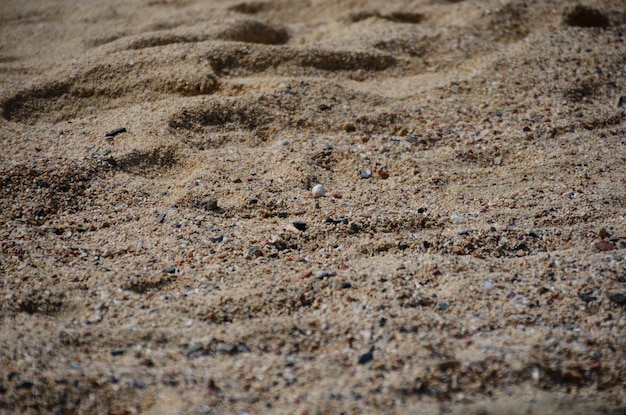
[111,349,125,356]
[312,184,326,197]
[377,169,389,179]
[450,213,465,224]
[156,213,166,224]
[360,168,371,179]
[357,348,374,365]
[485,281,495,291]
[325,216,349,225]
[105,127,126,138]
[186,343,204,356]
[594,240,616,251]
[247,245,263,258]
[608,293,626,305]
[292,221,307,231]
[163,266,177,274]
[199,198,220,212]
[316,271,337,280]
[579,294,597,303]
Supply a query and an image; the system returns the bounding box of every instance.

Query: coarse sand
[1,0,625,413]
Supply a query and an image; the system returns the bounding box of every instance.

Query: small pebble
[247,245,263,258]
[608,293,626,305]
[594,240,616,251]
[360,168,371,179]
[579,294,597,303]
[216,343,240,355]
[325,216,349,225]
[316,271,337,280]
[485,281,495,291]
[199,198,220,212]
[450,213,465,224]
[357,349,374,365]
[377,169,389,179]
[111,349,125,356]
[312,184,326,197]
[105,127,126,138]
[163,266,177,274]
[292,221,307,231]
[156,213,166,224]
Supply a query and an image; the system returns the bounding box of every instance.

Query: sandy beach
[1,0,625,413]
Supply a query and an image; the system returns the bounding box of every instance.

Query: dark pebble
[18,381,34,390]
[293,221,307,231]
[237,343,251,353]
[247,245,263,258]
[163,266,177,274]
[134,378,147,389]
[609,293,626,305]
[156,213,166,224]
[216,343,238,355]
[186,343,204,356]
[407,134,420,143]
[458,229,470,236]
[325,216,349,225]
[538,287,550,295]
[341,282,352,289]
[438,302,449,311]
[209,236,224,243]
[437,360,461,371]
[398,242,410,250]
[111,349,125,356]
[417,207,427,214]
[199,198,220,212]
[316,271,337,280]
[619,96,626,108]
[379,318,387,327]
[357,350,374,365]
[162,377,179,387]
[105,127,127,137]
[522,126,532,132]
[579,294,597,303]
[506,292,516,299]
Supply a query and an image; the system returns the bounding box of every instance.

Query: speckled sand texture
[1,0,625,413]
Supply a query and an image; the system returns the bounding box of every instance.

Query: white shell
[311,184,326,197]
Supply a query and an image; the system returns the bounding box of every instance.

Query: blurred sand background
[1,0,625,413]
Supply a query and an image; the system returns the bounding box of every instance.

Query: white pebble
[485,281,495,291]
[312,184,326,197]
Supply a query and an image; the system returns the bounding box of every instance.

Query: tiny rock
[450,213,465,224]
[594,240,616,251]
[312,184,326,197]
[247,245,264,258]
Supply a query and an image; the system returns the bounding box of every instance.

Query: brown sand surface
[1,0,626,413]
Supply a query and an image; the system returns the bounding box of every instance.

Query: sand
[1,0,625,413]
